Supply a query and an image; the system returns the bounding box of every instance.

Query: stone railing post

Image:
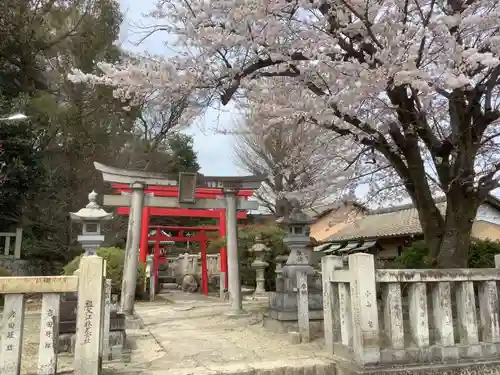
[382,282,404,353]
[181,253,189,275]
[296,269,311,342]
[478,255,500,342]
[408,282,429,348]
[321,255,343,354]
[14,228,22,259]
[347,253,380,366]
[432,281,457,359]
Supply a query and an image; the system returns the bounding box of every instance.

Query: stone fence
[0,228,22,260]
[322,253,500,371]
[160,253,220,279]
[0,255,110,375]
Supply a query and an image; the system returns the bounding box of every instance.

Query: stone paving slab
[122,291,336,375]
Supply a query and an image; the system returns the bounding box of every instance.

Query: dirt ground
[17,299,164,375]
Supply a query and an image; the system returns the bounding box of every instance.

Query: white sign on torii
[94,162,264,317]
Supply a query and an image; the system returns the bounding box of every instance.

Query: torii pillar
[122,182,145,312]
[94,162,177,315]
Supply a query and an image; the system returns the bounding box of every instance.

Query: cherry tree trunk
[424,190,479,268]
[437,191,478,268]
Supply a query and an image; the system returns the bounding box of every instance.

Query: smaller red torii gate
[112,184,253,290]
[149,225,220,296]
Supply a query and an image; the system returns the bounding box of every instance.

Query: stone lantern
[249,234,270,298]
[276,199,315,277]
[263,198,323,341]
[60,191,114,346]
[70,191,113,256]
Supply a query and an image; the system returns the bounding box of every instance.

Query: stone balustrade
[0,228,22,260]
[160,253,221,279]
[322,253,500,369]
[0,256,110,375]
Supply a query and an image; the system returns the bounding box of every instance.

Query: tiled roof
[327,203,447,241]
[304,200,368,220]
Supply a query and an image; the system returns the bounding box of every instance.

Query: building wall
[311,203,366,241]
[471,220,500,241]
[375,237,419,260]
[372,220,500,265]
[476,203,500,226]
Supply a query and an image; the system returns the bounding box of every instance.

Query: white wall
[476,203,500,225]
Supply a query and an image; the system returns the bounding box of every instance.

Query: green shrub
[63,247,145,298]
[0,267,12,277]
[207,224,289,291]
[0,267,11,305]
[393,238,500,269]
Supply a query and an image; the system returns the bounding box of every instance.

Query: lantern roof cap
[70,191,114,222]
[276,198,313,226]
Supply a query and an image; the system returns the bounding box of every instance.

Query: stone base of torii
[94,162,264,317]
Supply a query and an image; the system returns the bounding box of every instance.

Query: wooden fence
[0,255,110,375]
[0,229,22,259]
[322,253,500,368]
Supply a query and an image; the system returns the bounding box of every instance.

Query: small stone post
[74,256,106,375]
[277,199,314,343]
[146,255,155,301]
[249,234,270,299]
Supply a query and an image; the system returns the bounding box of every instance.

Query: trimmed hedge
[393,238,500,269]
[207,224,289,291]
[63,247,145,298]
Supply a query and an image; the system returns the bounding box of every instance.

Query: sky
[118,0,244,176]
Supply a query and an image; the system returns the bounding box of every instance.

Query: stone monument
[263,199,324,337]
[248,234,270,299]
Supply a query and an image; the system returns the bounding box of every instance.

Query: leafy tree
[166,133,200,174]
[207,224,288,290]
[0,106,42,230]
[235,112,353,214]
[72,0,500,267]
[0,1,139,262]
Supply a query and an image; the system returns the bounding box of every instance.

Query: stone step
[160,283,178,290]
[143,358,337,375]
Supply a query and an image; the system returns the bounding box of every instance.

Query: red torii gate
[149,225,220,296]
[111,184,253,290]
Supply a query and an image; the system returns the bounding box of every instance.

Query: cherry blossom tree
[234,103,354,214]
[70,0,500,267]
